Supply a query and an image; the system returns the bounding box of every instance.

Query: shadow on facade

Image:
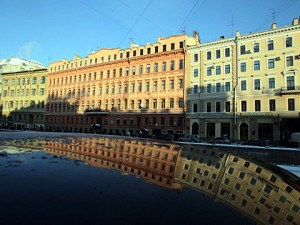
[44,96,186,139]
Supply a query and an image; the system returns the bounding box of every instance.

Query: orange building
[46,34,199,136]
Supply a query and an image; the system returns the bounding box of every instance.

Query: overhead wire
[177,0,199,33]
[118,0,153,47]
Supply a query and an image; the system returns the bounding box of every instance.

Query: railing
[274,86,300,95]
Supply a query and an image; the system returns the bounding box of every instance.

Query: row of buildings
[1,18,300,144]
[42,137,300,225]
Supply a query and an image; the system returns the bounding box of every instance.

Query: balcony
[274,86,300,95]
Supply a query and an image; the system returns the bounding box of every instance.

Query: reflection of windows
[207,67,212,76]
[225,64,230,74]
[216,66,221,75]
[216,49,220,58]
[216,83,221,92]
[194,53,198,62]
[207,51,211,60]
[216,102,221,112]
[225,82,230,92]
[194,68,198,77]
[240,45,246,54]
[225,101,230,112]
[225,48,230,57]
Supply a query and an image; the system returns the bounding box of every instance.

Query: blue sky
[1,0,300,65]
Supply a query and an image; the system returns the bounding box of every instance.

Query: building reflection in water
[43,137,300,225]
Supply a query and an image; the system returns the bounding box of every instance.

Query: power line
[178,0,199,33]
[118,0,153,47]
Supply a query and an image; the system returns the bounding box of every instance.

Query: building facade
[0,68,48,130]
[186,18,300,144]
[46,34,199,136]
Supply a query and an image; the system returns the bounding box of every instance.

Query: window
[154,63,158,72]
[161,98,165,109]
[155,46,158,53]
[153,99,157,109]
[286,56,294,67]
[170,98,174,109]
[286,37,292,47]
[194,68,198,77]
[268,40,274,50]
[254,79,260,90]
[193,85,198,94]
[225,64,230,74]
[287,76,295,90]
[193,103,198,112]
[216,66,221,75]
[254,60,260,70]
[207,102,211,112]
[268,58,275,69]
[207,67,212,76]
[241,80,247,91]
[170,61,175,70]
[288,98,295,111]
[241,62,246,72]
[240,45,246,54]
[179,79,183,88]
[207,84,212,93]
[225,101,230,112]
[225,48,230,57]
[241,101,247,112]
[139,65,143,74]
[153,81,157,91]
[146,64,150,73]
[216,83,221,92]
[132,66,136,75]
[179,59,184,69]
[253,43,259,52]
[255,100,261,111]
[216,102,221,112]
[178,98,183,108]
[171,43,175,50]
[146,82,150,91]
[162,62,166,71]
[194,53,198,62]
[225,82,230,92]
[207,51,211,60]
[131,83,135,93]
[170,80,174,90]
[163,44,166,51]
[216,49,221,58]
[161,80,166,90]
[269,78,275,89]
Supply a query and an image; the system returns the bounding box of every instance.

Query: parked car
[178,135,200,142]
[287,132,300,147]
[207,137,231,144]
[158,134,174,141]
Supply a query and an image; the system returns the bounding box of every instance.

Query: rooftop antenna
[231,15,236,37]
[272,8,276,23]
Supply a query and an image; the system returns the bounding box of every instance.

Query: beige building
[186,18,300,144]
[174,145,300,225]
[0,68,48,130]
[46,34,199,136]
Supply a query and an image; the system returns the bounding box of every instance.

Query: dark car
[241,139,267,147]
[207,137,231,144]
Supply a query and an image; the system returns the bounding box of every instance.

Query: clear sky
[1,0,300,65]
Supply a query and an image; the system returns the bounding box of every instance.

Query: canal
[0,135,299,225]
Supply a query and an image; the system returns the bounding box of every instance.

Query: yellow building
[186,18,300,144]
[46,34,199,136]
[174,145,300,225]
[0,68,48,130]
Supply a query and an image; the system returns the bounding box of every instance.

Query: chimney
[292,17,299,25]
[271,23,277,29]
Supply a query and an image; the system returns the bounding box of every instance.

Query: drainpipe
[234,33,239,143]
